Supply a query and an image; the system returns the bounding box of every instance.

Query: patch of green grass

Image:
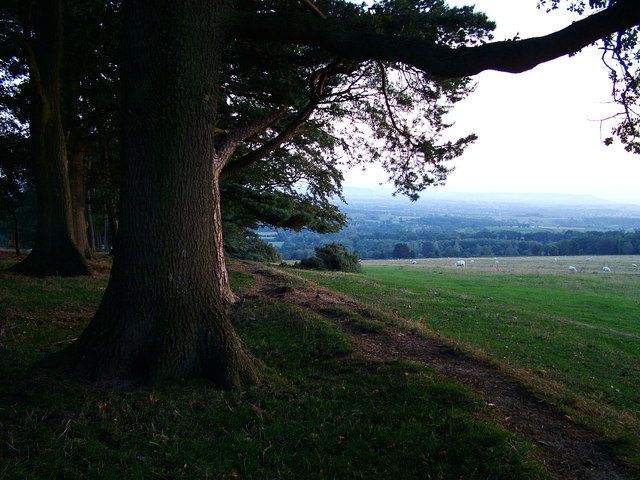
[295,265,640,463]
[0,271,547,479]
[318,305,386,333]
[228,270,255,294]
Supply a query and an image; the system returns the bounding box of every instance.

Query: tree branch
[214,108,288,169]
[236,0,640,78]
[300,0,326,19]
[18,34,47,104]
[219,98,319,181]
[219,59,354,180]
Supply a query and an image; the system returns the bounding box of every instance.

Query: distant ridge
[340,187,633,206]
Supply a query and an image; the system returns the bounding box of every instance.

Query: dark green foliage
[392,242,413,258]
[221,183,345,234]
[0,126,33,251]
[298,242,362,272]
[224,224,282,263]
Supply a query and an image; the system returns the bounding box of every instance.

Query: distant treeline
[277,229,640,260]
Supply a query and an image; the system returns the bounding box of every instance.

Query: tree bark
[105,201,118,253]
[56,0,257,387]
[68,145,93,258]
[212,170,237,305]
[9,0,89,276]
[85,190,96,253]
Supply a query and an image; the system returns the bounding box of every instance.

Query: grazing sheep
[632,264,638,268]
[602,266,612,272]
[410,260,417,264]
[455,260,466,268]
[568,266,577,272]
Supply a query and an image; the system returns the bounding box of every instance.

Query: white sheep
[455,260,466,268]
[632,263,638,268]
[603,266,612,272]
[568,266,577,272]
[410,260,417,264]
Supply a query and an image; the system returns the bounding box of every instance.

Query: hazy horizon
[339,186,640,207]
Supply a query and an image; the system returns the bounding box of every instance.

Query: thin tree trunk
[9,0,89,276]
[106,201,118,253]
[85,191,96,253]
[68,145,93,258]
[99,137,119,254]
[212,172,237,304]
[56,0,258,386]
[12,212,20,257]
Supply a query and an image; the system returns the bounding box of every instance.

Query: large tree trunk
[68,145,93,259]
[57,0,257,387]
[9,0,89,276]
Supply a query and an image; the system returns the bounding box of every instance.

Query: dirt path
[238,263,639,480]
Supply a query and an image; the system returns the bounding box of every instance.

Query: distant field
[363,254,640,275]
[296,255,640,462]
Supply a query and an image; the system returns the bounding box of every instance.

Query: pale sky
[342,1,640,203]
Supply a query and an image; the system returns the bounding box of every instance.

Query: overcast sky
[342,1,640,203]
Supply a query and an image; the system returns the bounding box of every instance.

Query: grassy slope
[295,265,640,462]
[0,260,546,479]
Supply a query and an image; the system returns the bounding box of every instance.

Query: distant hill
[341,187,624,207]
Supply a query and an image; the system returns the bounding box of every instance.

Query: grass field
[295,256,640,463]
[0,258,547,479]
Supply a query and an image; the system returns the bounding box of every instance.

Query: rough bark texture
[68,145,93,258]
[85,190,96,253]
[9,0,89,276]
[58,0,257,387]
[212,170,237,304]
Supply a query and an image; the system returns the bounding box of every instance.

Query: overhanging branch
[220,59,356,180]
[235,0,640,78]
[219,97,320,181]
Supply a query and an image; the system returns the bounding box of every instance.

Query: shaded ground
[0,262,548,479]
[238,262,640,480]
